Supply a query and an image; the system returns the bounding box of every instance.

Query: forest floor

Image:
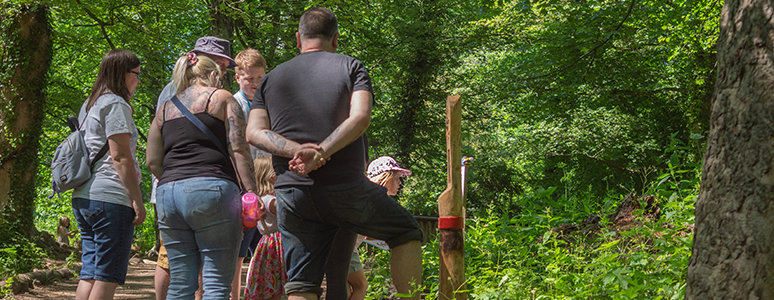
[6,258,161,300]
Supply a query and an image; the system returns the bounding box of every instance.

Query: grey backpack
[50,114,108,196]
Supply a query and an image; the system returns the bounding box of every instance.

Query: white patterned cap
[367,156,412,178]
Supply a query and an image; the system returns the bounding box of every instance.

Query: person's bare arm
[318,90,372,158]
[108,133,146,225]
[146,113,164,179]
[224,92,257,193]
[246,108,320,158]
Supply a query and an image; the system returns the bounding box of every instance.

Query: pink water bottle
[241,192,259,228]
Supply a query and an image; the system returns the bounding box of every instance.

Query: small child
[56,216,76,246]
[244,156,286,300]
[231,47,268,300]
[347,156,413,299]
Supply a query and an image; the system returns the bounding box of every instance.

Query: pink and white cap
[367,156,412,179]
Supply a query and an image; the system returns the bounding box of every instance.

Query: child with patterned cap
[347,156,413,299]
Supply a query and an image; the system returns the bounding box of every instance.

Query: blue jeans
[277,176,423,295]
[72,198,135,285]
[156,177,242,300]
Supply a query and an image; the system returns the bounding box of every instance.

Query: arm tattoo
[227,116,243,146]
[265,131,287,150]
[255,143,269,151]
[230,97,245,122]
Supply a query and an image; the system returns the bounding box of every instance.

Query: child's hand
[257,202,267,221]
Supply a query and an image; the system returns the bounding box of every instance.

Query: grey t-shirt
[72,93,140,208]
[157,81,176,110]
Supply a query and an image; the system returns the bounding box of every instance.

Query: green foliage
[0,222,45,278]
[133,202,157,252]
[363,143,698,298]
[17,0,718,295]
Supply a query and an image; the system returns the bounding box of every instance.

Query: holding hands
[289,143,327,175]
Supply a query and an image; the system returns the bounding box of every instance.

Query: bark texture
[208,0,234,40]
[685,0,774,298]
[0,3,52,234]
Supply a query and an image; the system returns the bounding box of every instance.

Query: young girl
[347,156,413,299]
[244,156,286,300]
[56,216,77,245]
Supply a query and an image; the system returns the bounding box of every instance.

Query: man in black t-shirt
[246,7,423,300]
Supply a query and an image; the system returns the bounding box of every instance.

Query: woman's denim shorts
[72,198,135,284]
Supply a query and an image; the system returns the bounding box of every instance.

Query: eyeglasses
[128,70,141,80]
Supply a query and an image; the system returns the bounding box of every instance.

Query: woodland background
[1,0,723,298]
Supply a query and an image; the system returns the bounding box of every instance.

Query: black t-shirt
[251,50,373,187]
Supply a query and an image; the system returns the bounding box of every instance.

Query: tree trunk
[0,3,53,235]
[685,0,774,298]
[208,0,234,40]
[392,4,444,167]
[208,0,234,90]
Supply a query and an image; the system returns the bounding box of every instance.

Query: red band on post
[438,216,464,229]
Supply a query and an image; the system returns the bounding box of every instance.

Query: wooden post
[438,95,467,299]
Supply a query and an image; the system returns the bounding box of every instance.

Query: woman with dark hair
[146,53,259,299]
[71,49,146,300]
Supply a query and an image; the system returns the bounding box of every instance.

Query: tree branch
[75,0,115,49]
[523,0,638,82]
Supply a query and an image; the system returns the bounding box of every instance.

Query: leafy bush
[362,155,698,299]
[0,230,45,279]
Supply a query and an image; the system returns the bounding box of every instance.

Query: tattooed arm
[223,91,257,193]
[245,108,320,158]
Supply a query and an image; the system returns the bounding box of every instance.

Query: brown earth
[4,260,157,300]
[4,260,260,300]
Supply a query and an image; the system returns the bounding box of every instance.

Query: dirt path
[5,261,253,300]
[5,260,157,300]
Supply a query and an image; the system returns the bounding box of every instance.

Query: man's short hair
[234,48,267,72]
[298,7,338,40]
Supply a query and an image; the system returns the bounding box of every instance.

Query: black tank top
[158,100,237,186]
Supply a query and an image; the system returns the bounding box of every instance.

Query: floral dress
[244,195,286,299]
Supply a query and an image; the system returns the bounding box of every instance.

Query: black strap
[90,144,109,169]
[169,95,228,156]
[170,94,246,192]
[69,114,109,170]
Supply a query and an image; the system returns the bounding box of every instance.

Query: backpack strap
[90,144,109,170]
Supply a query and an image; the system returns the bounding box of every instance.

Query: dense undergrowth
[362,158,698,299]
[3,146,699,299]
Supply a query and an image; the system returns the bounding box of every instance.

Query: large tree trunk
[685,0,774,298]
[0,3,52,235]
[208,0,234,90]
[208,0,234,40]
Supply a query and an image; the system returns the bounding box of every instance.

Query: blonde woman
[146,53,259,299]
